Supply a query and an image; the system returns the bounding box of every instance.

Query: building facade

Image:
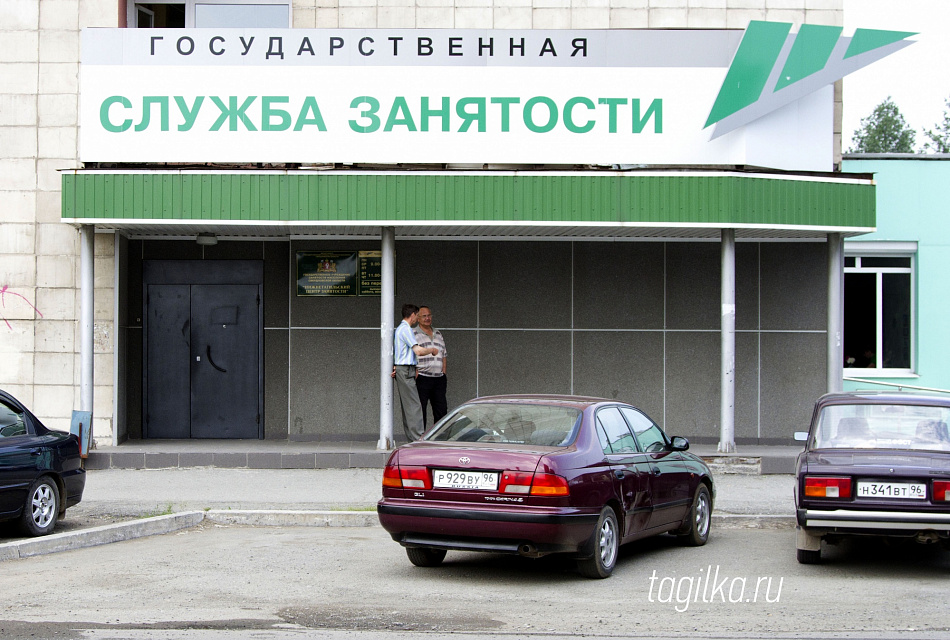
[841,155,950,394]
[3,0,898,450]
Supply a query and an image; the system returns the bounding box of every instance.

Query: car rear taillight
[381,464,432,490]
[499,471,569,496]
[804,476,852,498]
[529,473,570,496]
[933,480,950,502]
[382,465,402,488]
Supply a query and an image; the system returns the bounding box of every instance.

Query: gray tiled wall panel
[736,242,760,332]
[734,332,761,441]
[571,330,664,424]
[573,242,664,330]
[664,331,720,439]
[264,329,289,440]
[478,242,572,329]
[666,243,720,331]
[394,240,479,329]
[477,330,572,396]
[288,328,379,438]
[760,331,827,439]
[761,243,828,331]
[264,241,290,328]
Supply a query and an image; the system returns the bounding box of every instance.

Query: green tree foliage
[849,97,916,153]
[923,95,950,153]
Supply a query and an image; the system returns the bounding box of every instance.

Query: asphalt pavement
[0,467,796,561]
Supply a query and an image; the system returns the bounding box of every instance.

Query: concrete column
[378,227,396,450]
[80,225,95,414]
[827,232,844,393]
[718,228,736,453]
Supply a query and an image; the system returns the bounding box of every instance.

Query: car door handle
[30,448,42,456]
[651,465,661,476]
[615,469,625,479]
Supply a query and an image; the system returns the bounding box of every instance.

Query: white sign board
[80,28,835,170]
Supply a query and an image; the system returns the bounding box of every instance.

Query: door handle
[651,465,661,476]
[30,448,42,456]
[206,345,227,373]
[615,469,625,479]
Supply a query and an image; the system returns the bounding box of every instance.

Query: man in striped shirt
[413,306,448,428]
[393,303,439,441]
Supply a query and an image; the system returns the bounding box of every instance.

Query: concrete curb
[713,514,796,529]
[0,510,380,562]
[0,511,205,562]
[204,509,379,527]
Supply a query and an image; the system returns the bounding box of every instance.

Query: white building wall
[0,0,838,444]
[0,0,116,437]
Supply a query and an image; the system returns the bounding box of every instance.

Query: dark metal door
[145,285,191,438]
[144,265,262,439]
[190,284,260,438]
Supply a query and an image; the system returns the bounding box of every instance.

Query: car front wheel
[20,476,60,537]
[406,546,447,567]
[577,506,619,579]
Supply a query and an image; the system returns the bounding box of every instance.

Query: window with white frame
[128,1,290,28]
[843,243,915,374]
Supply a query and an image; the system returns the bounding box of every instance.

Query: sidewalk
[0,466,796,561]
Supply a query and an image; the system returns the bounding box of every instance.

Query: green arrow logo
[706,21,916,137]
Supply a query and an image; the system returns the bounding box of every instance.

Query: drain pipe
[80,226,95,417]
[378,226,395,450]
[718,228,736,453]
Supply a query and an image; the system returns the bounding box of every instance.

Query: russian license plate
[432,469,498,490]
[857,481,927,499]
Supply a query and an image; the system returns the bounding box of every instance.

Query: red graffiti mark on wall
[0,285,44,330]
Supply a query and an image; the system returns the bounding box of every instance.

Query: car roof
[467,394,619,409]
[817,391,950,408]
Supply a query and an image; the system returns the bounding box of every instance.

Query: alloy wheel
[31,484,56,529]
[599,512,618,568]
[695,491,710,539]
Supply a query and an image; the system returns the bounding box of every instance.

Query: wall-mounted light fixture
[196,232,218,246]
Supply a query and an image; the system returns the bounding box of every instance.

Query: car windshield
[426,403,582,446]
[812,403,950,452]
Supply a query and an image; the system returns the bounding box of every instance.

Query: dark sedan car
[795,392,950,564]
[378,395,714,578]
[0,389,86,536]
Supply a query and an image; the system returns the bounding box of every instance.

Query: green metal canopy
[61,170,874,239]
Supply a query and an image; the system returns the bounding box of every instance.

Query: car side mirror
[793,431,809,442]
[670,436,689,451]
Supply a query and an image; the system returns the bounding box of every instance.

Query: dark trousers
[416,374,448,427]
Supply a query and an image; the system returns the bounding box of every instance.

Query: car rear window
[813,403,950,452]
[426,403,582,446]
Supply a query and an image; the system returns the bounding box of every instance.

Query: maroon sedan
[795,392,950,564]
[377,395,714,578]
